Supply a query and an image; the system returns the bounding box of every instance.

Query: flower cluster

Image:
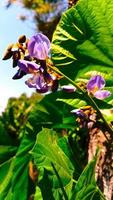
[70,75,111,128]
[71,106,97,129]
[3,33,111,99]
[3,33,59,93]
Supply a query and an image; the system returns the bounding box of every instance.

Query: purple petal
[35,75,49,93]
[87,75,105,93]
[61,85,76,93]
[25,74,49,93]
[12,69,26,79]
[28,33,50,60]
[18,60,40,73]
[87,122,94,129]
[71,109,80,114]
[94,90,111,100]
[25,75,37,88]
[44,72,53,81]
[71,109,85,118]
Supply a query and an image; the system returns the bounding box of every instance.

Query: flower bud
[13,59,18,68]
[18,35,26,43]
[7,43,14,51]
[2,50,13,60]
[51,80,59,92]
[13,51,20,61]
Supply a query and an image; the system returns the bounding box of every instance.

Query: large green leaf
[74,153,97,194]
[58,137,82,179]
[0,127,36,200]
[52,0,113,84]
[0,159,12,185]
[57,91,87,109]
[11,131,36,200]
[0,158,14,200]
[31,128,74,199]
[75,185,106,200]
[28,91,76,130]
[71,152,106,200]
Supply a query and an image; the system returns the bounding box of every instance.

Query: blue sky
[0,1,37,113]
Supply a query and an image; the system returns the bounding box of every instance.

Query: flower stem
[48,65,113,140]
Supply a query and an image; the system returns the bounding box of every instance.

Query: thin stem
[72,179,77,183]
[48,64,113,140]
[51,162,68,200]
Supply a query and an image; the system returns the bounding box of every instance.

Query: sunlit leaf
[0,158,14,200]
[52,0,113,85]
[34,186,42,200]
[71,151,106,200]
[31,128,74,199]
[11,132,36,200]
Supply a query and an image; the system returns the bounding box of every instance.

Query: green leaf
[0,127,36,200]
[101,108,113,123]
[11,132,36,200]
[5,188,13,200]
[0,158,14,200]
[0,121,16,146]
[57,98,86,109]
[71,151,106,200]
[0,127,45,199]
[28,91,76,131]
[52,0,113,84]
[74,153,97,194]
[28,92,62,131]
[0,159,12,185]
[31,128,74,199]
[34,186,42,200]
[75,184,106,200]
[58,137,82,179]
[0,146,17,164]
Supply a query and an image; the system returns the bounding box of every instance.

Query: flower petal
[71,109,80,114]
[18,60,40,73]
[12,69,26,79]
[71,109,85,117]
[87,75,105,93]
[25,75,37,88]
[28,33,50,60]
[36,78,49,93]
[61,85,76,93]
[25,74,49,93]
[94,90,111,100]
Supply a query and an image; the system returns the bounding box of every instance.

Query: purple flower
[61,85,76,93]
[18,60,40,74]
[27,33,50,60]
[25,74,48,93]
[71,109,85,118]
[25,72,56,93]
[71,107,97,129]
[87,75,111,100]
